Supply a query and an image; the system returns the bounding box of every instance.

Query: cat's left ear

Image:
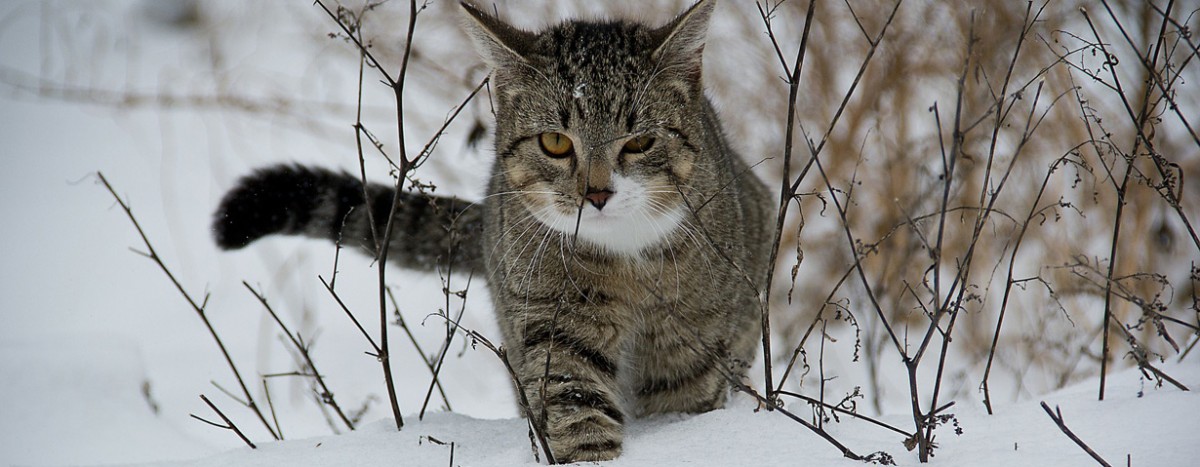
[651,0,715,77]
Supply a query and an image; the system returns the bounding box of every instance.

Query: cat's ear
[459,1,535,70]
[651,0,715,75]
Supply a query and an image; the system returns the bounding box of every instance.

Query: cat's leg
[631,324,732,416]
[507,300,629,463]
[631,302,759,416]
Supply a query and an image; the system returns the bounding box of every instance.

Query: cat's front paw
[545,411,624,463]
[553,437,621,463]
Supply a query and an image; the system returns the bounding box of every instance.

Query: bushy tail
[213,164,483,275]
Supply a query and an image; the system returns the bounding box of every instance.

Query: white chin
[538,206,686,257]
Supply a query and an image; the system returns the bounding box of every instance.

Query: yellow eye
[539,132,574,158]
[623,134,655,154]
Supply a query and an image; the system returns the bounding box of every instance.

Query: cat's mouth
[540,204,686,256]
[529,176,686,256]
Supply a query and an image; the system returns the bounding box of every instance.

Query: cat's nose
[585,188,614,210]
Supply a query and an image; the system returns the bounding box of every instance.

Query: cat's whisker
[496,214,543,270]
[518,218,559,300]
[634,207,684,296]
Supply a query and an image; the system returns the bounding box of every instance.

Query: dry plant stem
[1138,5,1200,151]
[926,26,974,350]
[350,12,381,253]
[319,275,381,351]
[1149,7,1200,150]
[1098,166,1129,403]
[317,0,425,431]
[916,6,1063,443]
[373,0,421,432]
[1100,0,1200,253]
[921,14,1057,447]
[791,0,904,196]
[810,0,908,351]
[973,2,1041,386]
[262,379,284,439]
[463,329,556,465]
[419,273,473,420]
[919,6,1071,375]
[387,288,452,411]
[412,77,490,171]
[982,153,1075,413]
[243,281,356,431]
[809,99,913,448]
[898,13,976,460]
[337,4,456,416]
[1183,335,1199,362]
[777,266,853,391]
[1080,6,1167,401]
[776,390,912,438]
[817,320,828,429]
[1141,361,1190,391]
[732,381,877,463]
[1110,323,1190,391]
[916,13,976,366]
[775,208,1009,391]
[758,0,817,402]
[963,1,1053,413]
[770,0,906,397]
[1039,402,1113,467]
[196,395,257,449]
[97,172,280,441]
[410,79,489,420]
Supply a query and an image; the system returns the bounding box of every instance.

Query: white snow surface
[2,1,1198,466]
[151,364,1200,466]
[1,339,1196,466]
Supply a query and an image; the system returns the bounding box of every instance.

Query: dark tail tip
[212,164,330,250]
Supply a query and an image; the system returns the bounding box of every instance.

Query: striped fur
[213,0,771,462]
[214,165,482,273]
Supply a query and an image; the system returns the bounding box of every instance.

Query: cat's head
[461,0,716,256]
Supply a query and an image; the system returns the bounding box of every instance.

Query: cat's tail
[213,164,483,275]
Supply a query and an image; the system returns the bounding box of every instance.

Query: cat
[213,0,772,462]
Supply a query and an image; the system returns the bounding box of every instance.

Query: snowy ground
[1,1,1197,466]
[2,338,1196,466]
[140,363,1200,466]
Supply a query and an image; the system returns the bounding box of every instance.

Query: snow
[0,338,209,465]
[1,1,1197,466]
[2,339,1196,466]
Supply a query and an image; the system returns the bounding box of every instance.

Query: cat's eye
[622,134,656,154]
[539,132,574,158]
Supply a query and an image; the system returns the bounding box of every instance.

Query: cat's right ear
[459,2,534,70]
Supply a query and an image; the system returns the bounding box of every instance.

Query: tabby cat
[213,0,772,462]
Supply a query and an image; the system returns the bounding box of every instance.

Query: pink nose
[585,189,613,210]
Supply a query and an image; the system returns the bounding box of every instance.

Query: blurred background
[1,0,1195,464]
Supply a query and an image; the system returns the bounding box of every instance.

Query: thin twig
[733,381,889,464]
[262,378,284,440]
[758,0,818,403]
[387,287,452,411]
[420,274,473,419]
[1079,6,1150,402]
[1039,402,1112,467]
[982,152,1078,413]
[196,395,258,449]
[97,172,279,441]
[319,275,381,352]
[244,281,357,432]
[776,390,912,438]
[464,329,556,464]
